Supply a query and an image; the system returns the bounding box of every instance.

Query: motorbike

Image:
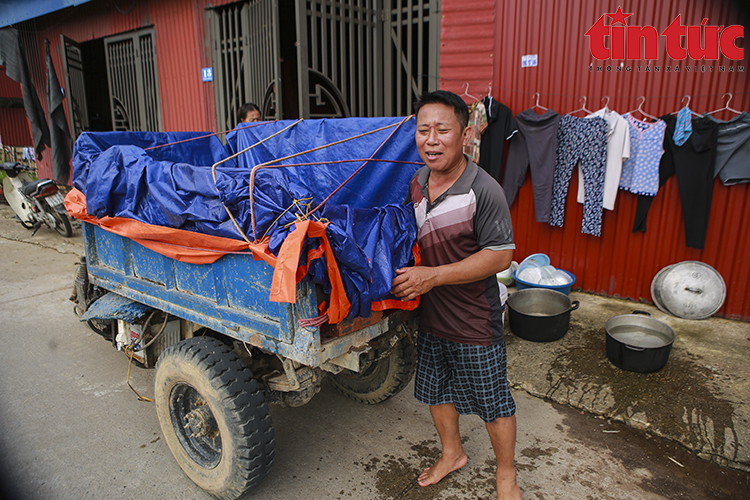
[1,162,72,237]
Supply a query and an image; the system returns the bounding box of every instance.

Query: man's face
[243,109,261,122]
[415,103,470,175]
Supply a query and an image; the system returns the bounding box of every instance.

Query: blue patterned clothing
[549,115,608,237]
[673,106,693,146]
[619,114,666,196]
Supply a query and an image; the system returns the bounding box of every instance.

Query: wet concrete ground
[506,288,750,474]
[1,204,749,499]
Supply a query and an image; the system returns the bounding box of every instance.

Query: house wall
[439,0,750,319]
[0,68,31,146]
[18,0,236,179]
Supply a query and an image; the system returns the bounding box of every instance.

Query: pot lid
[654,261,726,320]
[650,264,675,315]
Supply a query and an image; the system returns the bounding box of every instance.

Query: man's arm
[391,248,512,301]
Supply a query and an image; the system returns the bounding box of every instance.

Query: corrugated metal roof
[0,0,94,29]
[440,0,750,320]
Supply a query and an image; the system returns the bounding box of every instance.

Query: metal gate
[211,0,282,130]
[211,0,439,121]
[104,29,162,132]
[383,0,441,116]
[61,36,89,140]
[295,0,380,118]
[296,0,440,118]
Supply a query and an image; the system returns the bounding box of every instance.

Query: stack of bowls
[512,253,576,296]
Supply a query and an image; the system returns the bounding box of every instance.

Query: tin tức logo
[585,6,744,61]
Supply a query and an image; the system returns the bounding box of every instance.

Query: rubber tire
[329,335,416,404]
[154,337,275,500]
[48,205,72,237]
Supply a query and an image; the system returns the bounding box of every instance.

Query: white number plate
[45,192,65,207]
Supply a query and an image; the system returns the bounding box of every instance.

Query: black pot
[605,311,675,373]
[506,288,580,342]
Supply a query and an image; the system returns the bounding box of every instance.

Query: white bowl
[497,261,519,286]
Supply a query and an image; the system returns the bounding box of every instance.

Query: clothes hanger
[532,92,548,112]
[568,96,593,116]
[707,93,742,115]
[627,96,659,121]
[484,83,494,116]
[461,82,479,102]
[601,96,610,112]
[673,95,701,117]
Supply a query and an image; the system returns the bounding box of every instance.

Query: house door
[103,28,163,132]
[295,0,440,118]
[382,0,441,116]
[211,0,283,130]
[210,0,439,121]
[60,36,89,140]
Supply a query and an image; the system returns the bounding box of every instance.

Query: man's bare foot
[417,453,469,487]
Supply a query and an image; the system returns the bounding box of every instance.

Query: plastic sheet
[70,118,423,321]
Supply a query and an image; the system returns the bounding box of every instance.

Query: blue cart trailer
[68,119,422,500]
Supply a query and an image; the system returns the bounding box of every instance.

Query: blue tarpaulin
[72,117,423,319]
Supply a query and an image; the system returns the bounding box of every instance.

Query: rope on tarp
[210,119,304,243]
[304,115,412,220]
[142,121,269,151]
[247,115,415,240]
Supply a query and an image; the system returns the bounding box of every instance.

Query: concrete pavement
[506,289,750,473]
[1,203,748,499]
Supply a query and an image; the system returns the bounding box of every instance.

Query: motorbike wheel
[155,337,275,500]
[48,206,72,237]
[329,333,416,405]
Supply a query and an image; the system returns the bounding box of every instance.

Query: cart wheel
[154,337,275,500]
[330,334,416,405]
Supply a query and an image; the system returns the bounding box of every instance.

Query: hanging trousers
[502,108,561,222]
[633,115,719,250]
[549,115,608,236]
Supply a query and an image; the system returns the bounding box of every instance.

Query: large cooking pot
[605,311,676,373]
[506,288,579,342]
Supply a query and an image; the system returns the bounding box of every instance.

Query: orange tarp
[65,188,418,323]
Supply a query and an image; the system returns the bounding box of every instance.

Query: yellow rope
[247,121,403,239]
[209,119,408,242]
[260,196,314,240]
[125,347,154,402]
[210,119,304,242]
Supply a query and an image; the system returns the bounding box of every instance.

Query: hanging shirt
[705,112,750,185]
[478,96,517,182]
[633,115,719,250]
[463,101,488,164]
[619,113,666,196]
[673,106,694,146]
[577,108,630,210]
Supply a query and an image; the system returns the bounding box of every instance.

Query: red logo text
[585,7,744,60]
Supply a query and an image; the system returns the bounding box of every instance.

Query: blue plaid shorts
[414,331,516,423]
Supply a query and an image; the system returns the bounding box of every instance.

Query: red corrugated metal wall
[440,0,750,320]
[18,0,223,181]
[0,67,32,146]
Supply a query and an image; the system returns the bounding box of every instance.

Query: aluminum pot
[506,288,579,342]
[605,311,675,373]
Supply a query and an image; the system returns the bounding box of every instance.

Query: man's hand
[391,266,438,301]
[391,249,512,301]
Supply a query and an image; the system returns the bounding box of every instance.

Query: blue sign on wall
[201,68,213,82]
